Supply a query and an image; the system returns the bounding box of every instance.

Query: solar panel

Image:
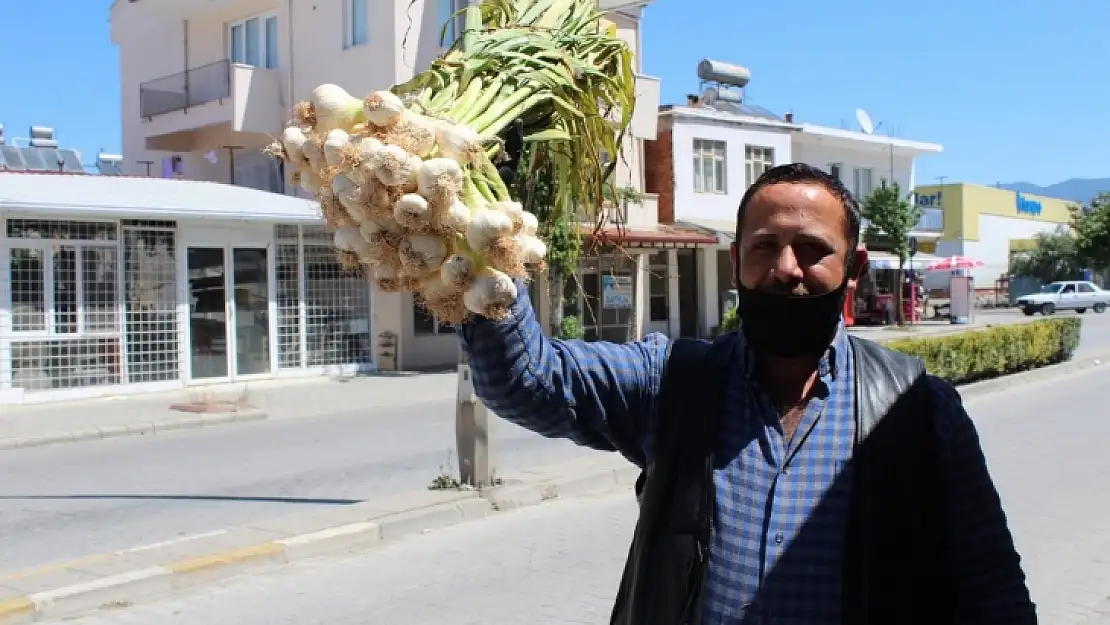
[19,146,48,171]
[0,145,26,171]
[57,149,85,173]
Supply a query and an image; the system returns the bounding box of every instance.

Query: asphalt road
[49,363,1110,625]
[3,312,1109,578]
[0,399,593,574]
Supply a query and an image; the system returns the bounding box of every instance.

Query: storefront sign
[916,191,942,207]
[602,275,633,309]
[1016,192,1042,216]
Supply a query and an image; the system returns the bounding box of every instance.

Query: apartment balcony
[138,60,283,153]
[121,0,248,19]
[914,208,944,233]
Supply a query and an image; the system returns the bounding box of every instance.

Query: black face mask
[734,280,848,358]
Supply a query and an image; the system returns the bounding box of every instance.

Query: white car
[1016,280,1110,316]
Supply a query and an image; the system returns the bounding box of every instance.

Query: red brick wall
[644,125,675,223]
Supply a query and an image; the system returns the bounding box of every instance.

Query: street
[0,398,592,573]
[41,355,1110,625]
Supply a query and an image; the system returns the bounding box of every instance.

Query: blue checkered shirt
[459,286,1035,624]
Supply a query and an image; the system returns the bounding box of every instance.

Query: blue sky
[1,0,1106,187]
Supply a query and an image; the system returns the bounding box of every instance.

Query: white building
[643,78,943,336]
[107,0,664,374]
[0,135,380,405]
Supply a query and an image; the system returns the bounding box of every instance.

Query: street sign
[909,236,919,258]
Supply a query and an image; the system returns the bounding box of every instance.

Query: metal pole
[455,343,494,487]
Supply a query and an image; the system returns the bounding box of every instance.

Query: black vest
[610,333,952,625]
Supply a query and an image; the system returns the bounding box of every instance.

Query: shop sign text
[916,191,942,208]
[1016,192,1042,216]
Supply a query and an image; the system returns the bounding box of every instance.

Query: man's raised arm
[458,282,666,467]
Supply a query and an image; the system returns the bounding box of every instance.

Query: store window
[648,252,668,322]
[122,220,180,383]
[5,219,123,392]
[745,145,774,189]
[273,226,372,368]
[577,253,636,343]
[693,139,727,194]
[414,306,453,335]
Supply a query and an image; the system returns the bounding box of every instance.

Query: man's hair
[735,162,861,253]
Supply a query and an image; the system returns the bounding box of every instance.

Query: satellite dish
[204,150,219,164]
[855,108,874,134]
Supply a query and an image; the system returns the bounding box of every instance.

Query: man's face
[730,181,856,295]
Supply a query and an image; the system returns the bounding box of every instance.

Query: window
[414,306,453,335]
[692,139,727,194]
[439,0,467,48]
[745,145,774,189]
[648,252,669,322]
[829,163,842,182]
[1079,283,1097,293]
[344,0,369,48]
[853,167,875,199]
[229,14,278,68]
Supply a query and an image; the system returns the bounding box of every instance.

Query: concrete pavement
[30,358,1110,624]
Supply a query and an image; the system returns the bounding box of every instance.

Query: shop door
[186,246,273,380]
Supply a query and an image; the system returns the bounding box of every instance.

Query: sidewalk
[0,312,1037,451]
[0,372,457,450]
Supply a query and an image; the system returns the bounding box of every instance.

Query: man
[459,163,1036,624]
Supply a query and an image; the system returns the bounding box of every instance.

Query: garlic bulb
[441,255,477,289]
[430,198,471,236]
[465,208,514,252]
[323,129,351,168]
[373,144,420,188]
[398,233,448,276]
[393,193,432,230]
[435,121,484,165]
[281,126,308,165]
[309,84,364,133]
[363,90,406,127]
[416,158,464,202]
[463,268,517,320]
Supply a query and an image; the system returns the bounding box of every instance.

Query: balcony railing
[139,59,231,118]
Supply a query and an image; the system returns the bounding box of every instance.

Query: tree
[861,183,922,325]
[1008,228,1081,283]
[1071,192,1110,274]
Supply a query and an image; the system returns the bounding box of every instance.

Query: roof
[0,172,322,223]
[584,223,719,247]
[660,105,800,131]
[797,124,943,154]
[678,218,736,245]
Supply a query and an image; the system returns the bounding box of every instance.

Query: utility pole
[455,343,495,487]
[936,175,948,186]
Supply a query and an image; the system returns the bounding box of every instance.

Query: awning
[0,171,322,223]
[678,218,735,245]
[867,251,941,270]
[583,223,718,248]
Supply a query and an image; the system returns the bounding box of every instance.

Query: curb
[958,351,1110,399]
[0,408,268,453]
[0,456,634,623]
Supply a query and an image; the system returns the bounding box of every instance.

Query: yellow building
[913,183,1077,291]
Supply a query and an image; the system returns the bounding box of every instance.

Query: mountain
[996,178,1110,204]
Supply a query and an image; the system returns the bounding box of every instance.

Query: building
[643,61,943,336]
[913,183,1076,292]
[0,127,382,405]
[109,0,668,369]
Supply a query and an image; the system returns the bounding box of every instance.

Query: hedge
[715,311,1081,386]
[882,317,1080,385]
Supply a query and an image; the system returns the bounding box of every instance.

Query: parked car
[1016,281,1110,316]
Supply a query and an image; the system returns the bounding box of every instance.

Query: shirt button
[774,532,784,545]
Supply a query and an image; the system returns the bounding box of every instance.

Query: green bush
[717,307,740,335]
[558,315,585,340]
[882,318,1081,384]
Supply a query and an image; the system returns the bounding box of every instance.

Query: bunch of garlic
[267,84,546,323]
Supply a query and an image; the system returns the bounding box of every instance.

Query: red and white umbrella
[925,255,984,272]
